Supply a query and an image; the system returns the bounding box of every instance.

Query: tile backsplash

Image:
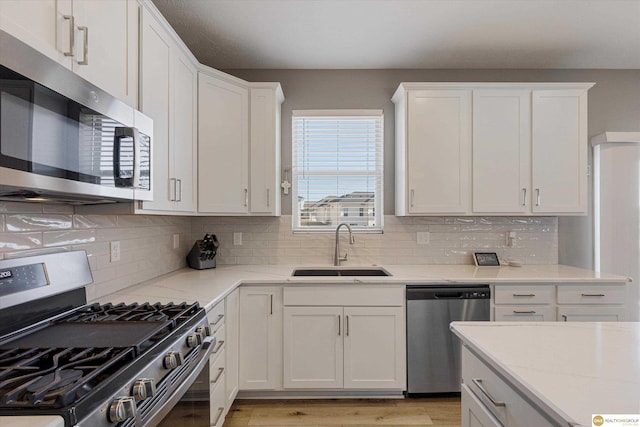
[0,202,192,300]
[0,205,557,299]
[192,215,558,266]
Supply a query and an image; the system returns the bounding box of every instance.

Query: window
[292,110,383,232]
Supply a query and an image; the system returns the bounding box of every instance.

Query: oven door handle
[143,336,215,426]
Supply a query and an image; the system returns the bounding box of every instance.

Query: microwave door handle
[132,127,141,189]
[113,128,124,186]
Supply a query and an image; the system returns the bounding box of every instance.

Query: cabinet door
[494,306,555,321]
[198,73,249,214]
[532,89,588,214]
[0,0,70,66]
[171,50,197,212]
[249,87,280,215]
[72,0,136,104]
[224,289,239,408]
[558,306,626,322]
[238,287,282,390]
[343,307,405,389]
[139,7,173,212]
[407,90,471,214]
[283,306,343,389]
[462,384,502,427]
[473,90,531,213]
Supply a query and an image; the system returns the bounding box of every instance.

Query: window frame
[291,109,384,233]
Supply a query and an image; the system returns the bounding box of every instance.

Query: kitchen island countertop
[96,263,629,312]
[450,321,640,427]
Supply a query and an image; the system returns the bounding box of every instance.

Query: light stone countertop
[97,263,630,311]
[450,321,640,427]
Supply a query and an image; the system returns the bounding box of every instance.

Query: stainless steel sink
[291,267,391,277]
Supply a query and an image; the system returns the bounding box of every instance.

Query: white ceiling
[152,0,640,70]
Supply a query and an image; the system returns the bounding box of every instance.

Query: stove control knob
[186,332,204,348]
[132,378,156,402]
[196,325,211,337]
[163,351,185,370]
[109,396,137,423]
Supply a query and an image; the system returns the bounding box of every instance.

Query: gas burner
[0,347,135,409]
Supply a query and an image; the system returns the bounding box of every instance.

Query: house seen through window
[292,110,383,232]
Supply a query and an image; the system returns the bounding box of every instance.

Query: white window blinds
[292,110,383,232]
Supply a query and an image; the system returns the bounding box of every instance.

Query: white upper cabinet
[0,0,138,106]
[395,88,471,215]
[138,5,197,214]
[473,90,531,214]
[249,84,284,216]
[198,71,250,214]
[531,89,589,214]
[393,83,593,216]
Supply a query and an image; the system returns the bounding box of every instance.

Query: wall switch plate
[173,234,180,249]
[417,232,430,245]
[233,232,242,245]
[110,241,121,262]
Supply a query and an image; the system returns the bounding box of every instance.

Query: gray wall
[226,68,640,269]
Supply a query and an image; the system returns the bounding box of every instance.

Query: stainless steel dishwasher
[406,284,490,394]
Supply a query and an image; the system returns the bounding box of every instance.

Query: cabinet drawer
[494,306,555,321]
[208,301,226,333]
[557,284,626,305]
[461,383,502,427]
[210,324,226,363]
[210,372,227,427]
[462,346,554,427]
[494,285,554,305]
[283,286,404,306]
[210,348,226,387]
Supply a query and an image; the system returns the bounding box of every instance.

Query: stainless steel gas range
[0,250,213,426]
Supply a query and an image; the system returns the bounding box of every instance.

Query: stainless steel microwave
[0,29,152,204]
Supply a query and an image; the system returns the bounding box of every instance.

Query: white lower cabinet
[225,289,240,408]
[461,346,553,427]
[207,300,227,426]
[556,283,626,321]
[238,286,283,390]
[493,283,627,322]
[282,286,405,391]
[461,384,502,427]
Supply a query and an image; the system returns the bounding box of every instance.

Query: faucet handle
[340,252,348,262]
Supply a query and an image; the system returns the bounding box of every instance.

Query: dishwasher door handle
[434,292,464,299]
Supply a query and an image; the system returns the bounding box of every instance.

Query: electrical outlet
[417,232,430,245]
[110,241,121,262]
[233,232,242,245]
[173,234,180,249]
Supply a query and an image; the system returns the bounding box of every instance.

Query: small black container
[187,234,219,269]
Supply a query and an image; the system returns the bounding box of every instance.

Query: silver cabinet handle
[512,310,536,314]
[581,293,605,297]
[345,315,349,337]
[535,188,541,207]
[267,188,270,207]
[177,179,182,202]
[169,178,177,201]
[521,188,527,206]
[212,367,224,384]
[244,188,248,207]
[270,294,273,315]
[338,315,341,336]
[562,314,568,321]
[77,25,88,65]
[472,378,506,408]
[211,340,224,354]
[512,293,535,297]
[212,407,224,426]
[62,15,74,56]
[410,189,415,208]
[210,314,224,326]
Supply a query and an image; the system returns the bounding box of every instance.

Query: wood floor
[223,397,462,427]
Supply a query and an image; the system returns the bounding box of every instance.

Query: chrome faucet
[334,223,355,266]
